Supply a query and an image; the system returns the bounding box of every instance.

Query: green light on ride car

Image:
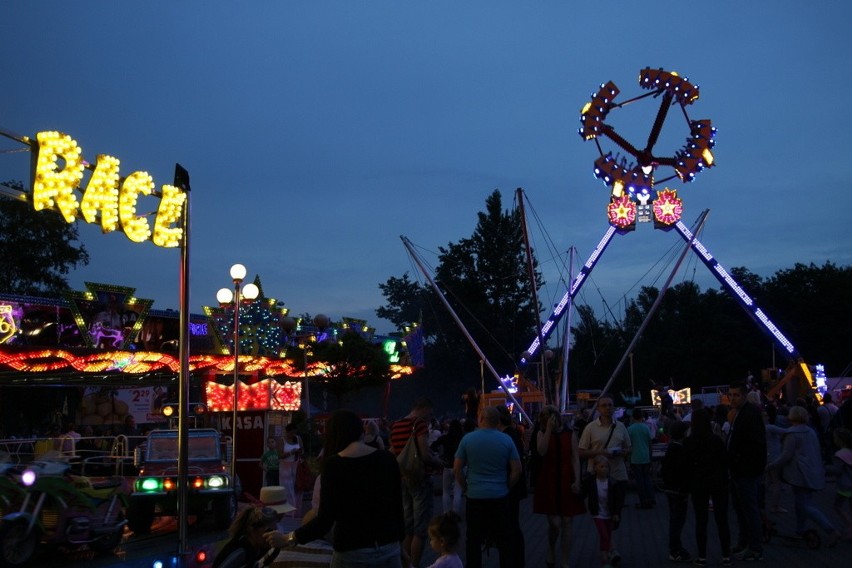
[140,478,161,492]
[207,476,226,489]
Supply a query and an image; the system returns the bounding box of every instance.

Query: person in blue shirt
[627,407,655,508]
[453,406,521,568]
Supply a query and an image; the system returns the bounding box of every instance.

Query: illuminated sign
[653,189,683,226]
[607,195,636,229]
[651,387,691,406]
[814,364,827,395]
[382,339,400,364]
[499,374,519,394]
[31,131,186,247]
[0,305,16,344]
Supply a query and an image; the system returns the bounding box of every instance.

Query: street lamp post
[304,314,329,420]
[217,263,259,482]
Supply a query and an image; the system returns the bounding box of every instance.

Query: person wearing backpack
[390,398,444,568]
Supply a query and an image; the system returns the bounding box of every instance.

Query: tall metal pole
[303,347,311,419]
[600,210,709,396]
[401,235,533,426]
[175,164,191,565]
[559,247,576,413]
[629,352,635,396]
[231,280,241,482]
[516,188,550,403]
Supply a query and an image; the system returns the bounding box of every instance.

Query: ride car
[127,428,235,533]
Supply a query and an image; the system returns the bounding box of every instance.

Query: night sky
[2,2,850,334]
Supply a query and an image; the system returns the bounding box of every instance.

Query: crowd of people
[656,383,852,565]
[216,384,852,568]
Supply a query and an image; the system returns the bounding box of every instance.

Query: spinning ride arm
[521,225,617,364]
[671,220,817,398]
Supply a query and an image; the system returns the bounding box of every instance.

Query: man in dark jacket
[726,382,767,561]
[660,420,692,562]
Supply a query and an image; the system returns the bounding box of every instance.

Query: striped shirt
[390,416,439,475]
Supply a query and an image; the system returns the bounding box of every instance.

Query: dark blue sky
[2,2,850,333]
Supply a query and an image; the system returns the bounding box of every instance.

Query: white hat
[259,486,296,514]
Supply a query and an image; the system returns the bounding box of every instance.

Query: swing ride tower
[521,67,817,402]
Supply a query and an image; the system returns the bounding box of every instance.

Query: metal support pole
[600,210,709,396]
[559,247,576,413]
[175,164,191,565]
[401,235,533,426]
[231,281,241,482]
[304,347,311,419]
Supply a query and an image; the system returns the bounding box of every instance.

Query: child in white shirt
[425,511,463,568]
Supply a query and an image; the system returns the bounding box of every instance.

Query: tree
[760,262,852,375]
[311,330,393,408]
[376,273,434,332]
[377,190,542,408]
[567,260,852,400]
[0,182,89,295]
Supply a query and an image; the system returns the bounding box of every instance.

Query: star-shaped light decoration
[653,189,683,226]
[607,195,636,229]
[203,276,290,358]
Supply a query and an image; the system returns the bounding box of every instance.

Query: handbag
[583,423,617,484]
[396,419,425,484]
[295,459,316,493]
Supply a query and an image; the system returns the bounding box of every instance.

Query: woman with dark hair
[534,405,585,568]
[431,419,464,515]
[213,506,281,568]
[684,409,731,566]
[274,409,405,567]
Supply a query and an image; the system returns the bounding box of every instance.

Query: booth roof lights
[0,348,414,380]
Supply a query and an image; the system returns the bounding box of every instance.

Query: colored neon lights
[652,189,683,225]
[521,225,617,363]
[673,221,799,358]
[205,379,302,412]
[0,348,414,380]
[578,68,717,225]
[0,305,16,344]
[607,195,636,229]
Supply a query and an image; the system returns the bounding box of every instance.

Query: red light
[193,477,204,489]
[653,189,683,226]
[195,550,207,563]
[163,478,174,491]
[607,195,637,229]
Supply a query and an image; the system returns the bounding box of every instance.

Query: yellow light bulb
[33,131,84,222]
[119,171,153,242]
